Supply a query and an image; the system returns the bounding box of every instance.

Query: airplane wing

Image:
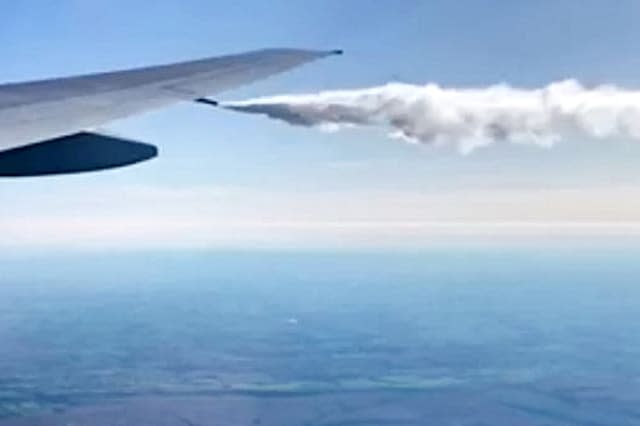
[0,48,341,176]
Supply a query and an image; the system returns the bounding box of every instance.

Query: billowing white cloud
[222,80,640,153]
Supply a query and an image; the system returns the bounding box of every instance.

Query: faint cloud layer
[5,185,640,249]
[223,80,640,153]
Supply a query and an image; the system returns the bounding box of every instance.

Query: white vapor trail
[222,80,640,153]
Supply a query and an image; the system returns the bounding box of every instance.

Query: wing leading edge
[0,48,341,176]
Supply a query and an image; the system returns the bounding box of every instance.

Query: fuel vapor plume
[221,80,640,153]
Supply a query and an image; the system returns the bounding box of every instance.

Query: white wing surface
[0,48,340,176]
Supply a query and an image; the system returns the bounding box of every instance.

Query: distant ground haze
[0,248,638,424]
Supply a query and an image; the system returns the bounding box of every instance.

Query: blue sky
[3,1,640,250]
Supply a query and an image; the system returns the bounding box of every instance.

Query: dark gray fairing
[0,132,157,177]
